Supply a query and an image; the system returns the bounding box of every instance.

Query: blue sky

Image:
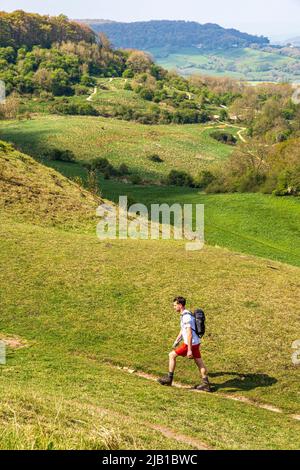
[1,0,300,39]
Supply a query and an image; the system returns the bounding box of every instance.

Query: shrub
[124,82,133,91]
[80,74,97,87]
[195,170,216,189]
[237,170,266,192]
[219,108,229,121]
[130,174,143,185]
[166,170,195,187]
[45,148,76,163]
[118,163,130,175]
[50,102,99,116]
[92,157,124,178]
[172,109,210,124]
[92,157,114,172]
[122,69,134,79]
[50,69,74,96]
[74,84,90,96]
[86,169,100,195]
[39,90,54,100]
[139,88,154,101]
[276,131,291,143]
[273,168,300,196]
[148,154,164,163]
[210,131,237,145]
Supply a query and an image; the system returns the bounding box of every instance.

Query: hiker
[158,296,211,392]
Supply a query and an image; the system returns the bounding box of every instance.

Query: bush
[86,169,100,195]
[50,102,99,116]
[124,82,133,91]
[273,168,300,196]
[80,74,97,87]
[195,170,216,189]
[91,157,128,178]
[166,170,195,187]
[210,131,237,145]
[92,157,115,173]
[148,154,164,163]
[50,69,74,96]
[74,85,90,96]
[122,69,134,79]
[237,170,266,192]
[118,163,130,175]
[130,174,143,185]
[139,88,154,101]
[172,109,210,124]
[39,90,54,100]
[219,108,229,121]
[45,148,76,163]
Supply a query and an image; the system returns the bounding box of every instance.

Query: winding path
[86,87,97,102]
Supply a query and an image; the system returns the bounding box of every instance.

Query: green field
[0,115,238,180]
[151,47,300,82]
[1,213,300,450]
[42,162,300,267]
[1,10,300,452]
[19,78,171,117]
[1,122,299,450]
[1,114,299,267]
[93,78,162,114]
[1,146,300,449]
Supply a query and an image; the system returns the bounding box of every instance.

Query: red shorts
[175,343,201,359]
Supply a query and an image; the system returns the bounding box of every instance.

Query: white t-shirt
[181,310,200,346]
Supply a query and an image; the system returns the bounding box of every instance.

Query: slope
[0,147,299,449]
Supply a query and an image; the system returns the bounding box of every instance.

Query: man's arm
[186,327,193,358]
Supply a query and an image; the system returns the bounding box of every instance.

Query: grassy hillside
[152,47,300,82]
[24,159,299,268]
[0,150,299,449]
[0,140,102,230]
[99,180,300,268]
[0,115,238,180]
[1,115,299,267]
[1,11,299,452]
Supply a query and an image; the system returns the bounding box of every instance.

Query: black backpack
[193,309,206,338]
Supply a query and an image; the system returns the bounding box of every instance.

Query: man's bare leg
[194,357,212,392]
[169,351,177,374]
[194,357,208,379]
[158,351,178,386]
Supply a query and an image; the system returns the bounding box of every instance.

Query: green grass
[1,114,299,267]
[1,148,300,450]
[99,181,300,267]
[1,217,299,450]
[29,160,300,268]
[0,115,238,180]
[94,77,161,113]
[150,47,300,82]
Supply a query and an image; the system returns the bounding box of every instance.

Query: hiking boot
[157,375,173,386]
[193,378,212,393]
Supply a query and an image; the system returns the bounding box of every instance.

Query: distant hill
[82,20,269,51]
[287,37,300,47]
[77,19,300,82]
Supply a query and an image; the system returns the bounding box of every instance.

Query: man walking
[158,296,211,392]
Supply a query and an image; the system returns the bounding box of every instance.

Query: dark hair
[174,296,186,307]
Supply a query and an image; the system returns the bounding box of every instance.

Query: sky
[1,0,300,40]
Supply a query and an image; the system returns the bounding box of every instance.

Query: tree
[126,51,153,74]
[50,68,73,95]
[98,32,111,49]
[0,92,20,119]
